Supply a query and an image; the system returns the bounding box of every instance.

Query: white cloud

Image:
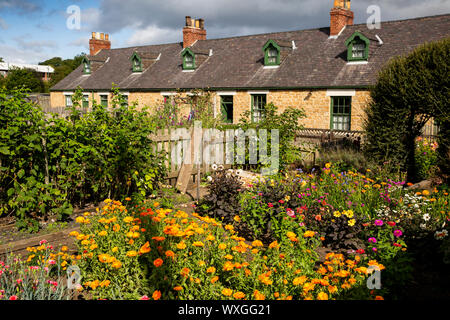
[0,44,50,64]
[127,25,179,46]
[14,36,57,51]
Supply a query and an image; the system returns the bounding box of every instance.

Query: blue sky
[1,0,449,64]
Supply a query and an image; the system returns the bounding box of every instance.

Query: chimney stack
[330,0,354,37]
[89,32,111,56]
[183,16,206,48]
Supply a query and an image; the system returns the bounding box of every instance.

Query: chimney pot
[182,17,206,48]
[330,1,354,37]
[89,31,111,56]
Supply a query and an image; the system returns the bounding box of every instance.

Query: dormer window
[345,31,370,62]
[82,57,91,74]
[181,48,195,70]
[263,40,281,66]
[130,52,143,72]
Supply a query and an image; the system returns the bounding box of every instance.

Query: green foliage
[233,103,306,172]
[364,38,450,182]
[415,138,438,181]
[4,67,44,93]
[39,54,85,89]
[0,86,166,231]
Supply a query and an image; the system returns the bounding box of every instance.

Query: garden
[0,39,449,301]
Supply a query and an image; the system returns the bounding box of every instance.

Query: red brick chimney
[183,16,206,48]
[330,0,354,37]
[89,32,111,56]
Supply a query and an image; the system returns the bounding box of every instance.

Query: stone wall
[50,89,371,131]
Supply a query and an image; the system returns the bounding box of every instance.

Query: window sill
[347,61,368,65]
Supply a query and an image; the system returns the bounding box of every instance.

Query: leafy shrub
[197,168,243,226]
[415,137,438,181]
[0,87,166,231]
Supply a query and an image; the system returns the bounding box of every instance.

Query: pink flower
[16,279,23,285]
[286,208,296,218]
[48,260,56,265]
[268,203,274,208]
[39,239,47,245]
[140,295,150,300]
[278,200,285,204]
[374,220,384,226]
[372,247,377,252]
[368,237,377,243]
[394,230,403,237]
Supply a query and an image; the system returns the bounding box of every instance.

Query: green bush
[364,38,450,183]
[0,87,166,231]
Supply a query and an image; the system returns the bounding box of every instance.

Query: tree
[5,67,44,93]
[40,53,85,88]
[364,38,450,183]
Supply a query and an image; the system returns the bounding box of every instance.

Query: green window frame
[130,52,143,72]
[345,31,370,62]
[181,48,195,70]
[330,96,352,130]
[100,95,108,107]
[251,94,267,123]
[263,40,281,66]
[82,56,91,74]
[82,95,89,108]
[220,96,234,123]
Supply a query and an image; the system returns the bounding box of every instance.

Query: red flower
[356,249,365,254]
[278,200,285,204]
[387,221,396,227]
[268,203,274,208]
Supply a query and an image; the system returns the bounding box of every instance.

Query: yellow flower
[207,267,216,274]
[123,216,134,223]
[192,241,204,247]
[224,254,233,260]
[253,290,265,300]
[343,210,354,218]
[348,219,356,227]
[325,163,331,169]
[218,243,227,250]
[206,235,215,241]
[317,292,329,300]
[112,247,119,253]
[111,260,122,269]
[177,242,187,250]
[333,211,341,218]
[222,288,233,297]
[61,246,68,252]
[75,217,85,224]
[224,225,234,231]
[422,190,430,196]
[286,231,297,239]
[293,276,308,286]
[98,230,108,237]
[303,231,315,238]
[252,240,263,247]
[233,216,241,222]
[126,250,138,257]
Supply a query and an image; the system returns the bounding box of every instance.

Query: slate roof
[51,14,450,92]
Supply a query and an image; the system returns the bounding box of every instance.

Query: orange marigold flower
[177,242,187,250]
[218,243,227,250]
[303,231,316,238]
[211,276,219,284]
[268,241,279,249]
[233,292,245,299]
[165,250,175,258]
[126,251,138,257]
[293,276,307,286]
[206,267,216,274]
[173,286,183,292]
[252,240,264,247]
[192,241,204,247]
[139,242,151,254]
[153,258,163,267]
[317,292,329,300]
[152,290,161,300]
[253,290,265,300]
[375,296,384,300]
[222,288,233,297]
